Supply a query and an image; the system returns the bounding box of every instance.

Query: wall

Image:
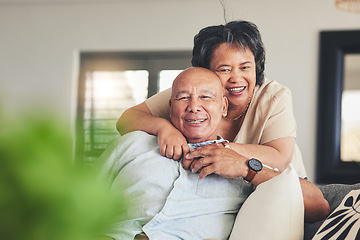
[1,0,360,181]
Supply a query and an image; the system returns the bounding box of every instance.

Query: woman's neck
[219,116,244,142]
[224,96,251,121]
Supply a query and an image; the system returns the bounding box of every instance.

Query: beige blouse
[145,78,307,177]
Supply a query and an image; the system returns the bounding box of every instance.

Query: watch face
[248,158,263,172]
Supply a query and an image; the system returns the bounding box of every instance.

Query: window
[76,52,191,164]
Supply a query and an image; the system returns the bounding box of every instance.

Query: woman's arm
[116,102,189,160]
[222,81,298,172]
[185,145,330,223]
[228,137,295,172]
[184,137,294,173]
[116,102,163,136]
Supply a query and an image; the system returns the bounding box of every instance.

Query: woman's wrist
[154,118,176,136]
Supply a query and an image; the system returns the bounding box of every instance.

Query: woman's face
[209,43,256,108]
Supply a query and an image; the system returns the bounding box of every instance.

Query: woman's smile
[227,86,246,96]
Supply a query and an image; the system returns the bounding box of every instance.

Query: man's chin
[185,133,213,143]
[182,126,217,143]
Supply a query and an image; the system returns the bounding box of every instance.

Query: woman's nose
[229,69,242,82]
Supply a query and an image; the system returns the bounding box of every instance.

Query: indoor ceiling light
[336,0,360,13]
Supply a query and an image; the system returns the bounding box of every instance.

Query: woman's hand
[183,143,248,179]
[157,125,190,160]
[117,102,189,160]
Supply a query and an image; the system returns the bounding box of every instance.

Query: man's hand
[183,143,248,179]
[158,125,190,160]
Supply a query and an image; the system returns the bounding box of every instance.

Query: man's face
[169,68,227,143]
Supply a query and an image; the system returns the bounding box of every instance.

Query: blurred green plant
[0,110,127,240]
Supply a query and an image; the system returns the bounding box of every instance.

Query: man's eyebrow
[174,90,190,98]
[200,89,217,96]
[174,89,217,98]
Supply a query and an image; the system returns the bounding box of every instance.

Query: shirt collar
[187,136,229,151]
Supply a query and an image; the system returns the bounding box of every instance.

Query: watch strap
[244,168,256,183]
[244,158,262,183]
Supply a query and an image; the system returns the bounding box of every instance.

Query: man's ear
[169,99,172,118]
[222,96,228,117]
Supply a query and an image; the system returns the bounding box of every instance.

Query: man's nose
[187,98,201,112]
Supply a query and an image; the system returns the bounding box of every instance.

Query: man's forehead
[175,77,221,90]
[175,88,217,94]
[171,68,222,96]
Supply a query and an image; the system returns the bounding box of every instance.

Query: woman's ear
[222,96,228,117]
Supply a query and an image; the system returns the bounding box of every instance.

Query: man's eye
[241,66,250,70]
[200,96,211,99]
[177,96,189,100]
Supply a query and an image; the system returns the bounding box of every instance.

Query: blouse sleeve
[260,85,297,144]
[145,88,172,121]
[238,79,297,145]
[262,87,308,177]
[237,79,306,176]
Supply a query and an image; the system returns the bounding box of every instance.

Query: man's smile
[185,119,206,124]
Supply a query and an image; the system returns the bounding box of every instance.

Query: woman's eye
[217,68,230,73]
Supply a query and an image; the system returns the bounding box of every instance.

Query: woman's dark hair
[191,20,265,85]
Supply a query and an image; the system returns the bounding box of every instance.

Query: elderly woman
[116,20,306,177]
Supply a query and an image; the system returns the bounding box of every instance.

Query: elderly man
[98,67,329,240]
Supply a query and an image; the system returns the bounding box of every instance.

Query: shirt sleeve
[145,88,172,121]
